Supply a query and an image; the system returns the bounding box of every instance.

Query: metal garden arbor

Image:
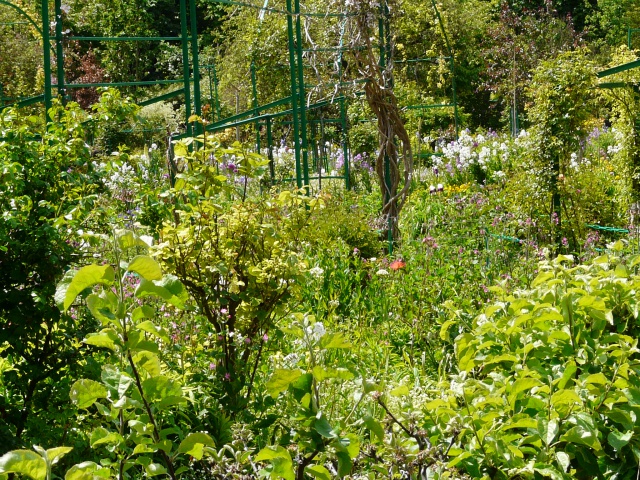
[0,0,203,136]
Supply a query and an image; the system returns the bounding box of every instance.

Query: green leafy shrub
[425,248,640,478]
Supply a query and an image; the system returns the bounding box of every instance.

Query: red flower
[389,259,406,271]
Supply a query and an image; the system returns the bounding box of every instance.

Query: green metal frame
[629,28,640,49]
[0,0,201,130]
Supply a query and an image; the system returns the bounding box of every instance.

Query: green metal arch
[0,0,42,36]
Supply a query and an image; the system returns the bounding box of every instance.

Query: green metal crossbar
[489,233,522,244]
[138,88,186,107]
[68,36,188,41]
[597,59,640,78]
[404,104,455,110]
[585,224,629,234]
[66,80,186,89]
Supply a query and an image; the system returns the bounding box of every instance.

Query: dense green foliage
[2,0,640,478]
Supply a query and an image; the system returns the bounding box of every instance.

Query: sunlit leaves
[55,264,115,312]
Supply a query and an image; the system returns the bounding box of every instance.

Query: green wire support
[285,0,302,189]
[180,0,192,137]
[41,0,52,118]
[189,0,202,134]
[251,62,260,151]
[585,224,630,234]
[629,28,640,49]
[54,0,65,101]
[294,0,310,189]
[202,64,221,121]
[266,117,275,183]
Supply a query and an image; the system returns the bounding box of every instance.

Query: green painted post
[54,0,65,101]
[180,0,192,137]
[337,19,350,190]
[266,116,275,183]
[294,0,310,189]
[450,56,458,140]
[212,63,221,121]
[206,65,214,121]
[286,0,302,188]
[189,0,202,135]
[378,2,393,253]
[251,62,260,152]
[340,96,350,190]
[41,0,52,119]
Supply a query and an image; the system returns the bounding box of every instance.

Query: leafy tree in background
[480,1,581,134]
[0,7,42,102]
[585,0,640,51]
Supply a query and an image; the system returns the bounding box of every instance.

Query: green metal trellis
[0,0,201,131]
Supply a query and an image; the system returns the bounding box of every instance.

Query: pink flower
[262,333,269,342]
[209,362,216,370]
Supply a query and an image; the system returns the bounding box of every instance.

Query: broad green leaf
[90,428,123,447]
[70,379,108,409]
[0,450,46,480]
[556,362,577,389]
[534,466,564,480]
[101,365,133,400]
[584,373,608,385]
[556,451,570,473]
[364,416,384,442]
[336,433,360,459]
[255,446,294,480]
[86,294,116,324]
[390,385,410,397]
[336,451,352,477]
[550,389,582,406]
[127,256,163,281]
[440,319,457,341]
[312,366,354,382]
[320,333,352,349]
[46,447,73,465]
[255,445,291,462]
[608,429,633,451]
[266,369,302,397]
[65,461,110,480]
[132,305,156,322]
[135,321,169,343]
[177,433,215,460]
[116,230,149,251]
[290,373,313,406]
[509,377,543,409]
[502,417,537,431]
[56,264,115,312]
[84,329,119,351]
[305,465,331,480]
[314,413,337,438]
[132,351,162,377]
[141,375,183,403]
[560,425,602,451]
[144,463,167,477]
[135,275,187,309]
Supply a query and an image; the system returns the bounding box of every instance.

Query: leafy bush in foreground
[428,246,640,478]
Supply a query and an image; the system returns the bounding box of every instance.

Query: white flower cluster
[305,322,326,344]
[309,266,325,278]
